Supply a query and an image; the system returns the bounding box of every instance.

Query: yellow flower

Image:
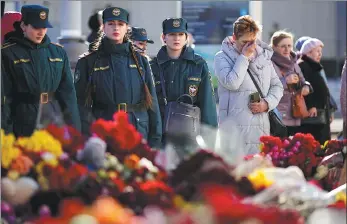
[38,175,49,190]
[174,195,200,212]
[15,130,63,157]
[108,171,118,179]
[259,143,264,152]
[36,156,58,176]
[1,130,21,169]
[247,169,273,190]
[335,192,346,204]
[7,170,19,180]
[174,195,186,208]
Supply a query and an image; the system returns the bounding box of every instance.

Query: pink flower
[273,146,279,152]
[283,139,290,147]
[292,147,299,154]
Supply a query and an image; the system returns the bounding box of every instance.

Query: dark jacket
[298,55,331,144]
[1,35,81,136]
[299,55,329,110]
[74,37,162,148]
[150,46,218,128]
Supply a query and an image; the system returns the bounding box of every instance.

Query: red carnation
[90,119,114,140]
[112,177,126,189]
[328,201,347,210]
[296,153,306,164]
[288,156,298,166]
[139,180,173,195]
[46,124,85,158]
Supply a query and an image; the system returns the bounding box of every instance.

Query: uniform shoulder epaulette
[1,42,16,49]
[193,53,206,64]
[78,51,96,59]
[50,42,64,48]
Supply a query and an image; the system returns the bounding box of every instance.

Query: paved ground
[327,78,344,138]
[331,119,343,140]
[327,78,343,119]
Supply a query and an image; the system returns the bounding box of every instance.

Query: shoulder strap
[247,69,265,98]
[84,51,99,107]
[156,58,168,105]
[50,42,64,48]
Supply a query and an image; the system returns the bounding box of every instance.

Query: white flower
[139,158,158,173]
[41,152,55,161]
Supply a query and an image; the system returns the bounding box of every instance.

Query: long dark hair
[86,25,153,109]
[4,21,24,41]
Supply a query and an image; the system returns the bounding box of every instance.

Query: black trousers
[299,123,331,145]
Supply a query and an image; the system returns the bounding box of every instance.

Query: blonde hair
[233,15,262,39]
[270,30,294,47]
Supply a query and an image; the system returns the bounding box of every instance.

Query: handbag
[280,69,309,119]
[301,109,327,125]
[301,78,330,125]
[291,91,310,118]
[247,69,288,138]
[157,59,201,138]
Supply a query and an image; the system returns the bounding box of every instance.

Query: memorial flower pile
[1,111,345,224]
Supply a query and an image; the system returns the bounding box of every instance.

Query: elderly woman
[298,38,331,144]
[270,31,312,136]
[214,15,283,154]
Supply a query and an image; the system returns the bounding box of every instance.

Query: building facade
[4,0,346,76]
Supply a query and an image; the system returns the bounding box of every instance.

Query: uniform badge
[39,11,47,20]
[112,8,121,16]
[74,69,81,83]
[173,19,181,28]
[188,85,198,97]
[209,72,215,95]
[141,30,147,36]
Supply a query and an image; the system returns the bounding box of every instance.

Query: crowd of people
[1,4,346,154]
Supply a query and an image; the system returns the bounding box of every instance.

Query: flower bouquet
[259,133,321,177]
[90,111,158,163]
[315,139,347,191]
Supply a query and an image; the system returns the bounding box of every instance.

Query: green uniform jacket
[150,46,218,128]
[74,38,162,148]
[1,36,81,136]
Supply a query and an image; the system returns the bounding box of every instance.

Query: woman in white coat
[214,15,283,154]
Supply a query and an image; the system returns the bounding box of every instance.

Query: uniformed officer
[1,5,81,137]
[130,27,154,57]
[150,18,218,133]
[74,7,162,148]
